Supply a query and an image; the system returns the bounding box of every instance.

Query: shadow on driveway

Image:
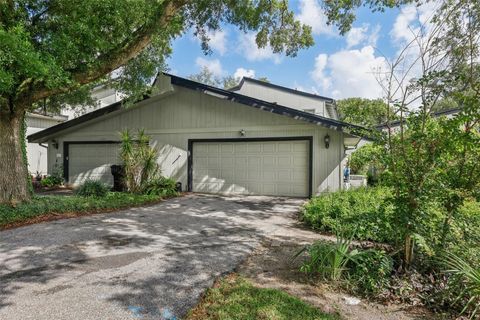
[0,194,304,319]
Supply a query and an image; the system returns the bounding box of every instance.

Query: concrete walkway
[0,194,308,320]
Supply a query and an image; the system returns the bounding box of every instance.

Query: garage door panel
[68,143,119,186]
[192,140,309,197]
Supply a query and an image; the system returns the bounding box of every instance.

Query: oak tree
[0,0,314,203]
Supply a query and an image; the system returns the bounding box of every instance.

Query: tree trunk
[0,112,31,204]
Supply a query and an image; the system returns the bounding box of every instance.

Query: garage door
[67,143,120,186]
[192,140,310,197]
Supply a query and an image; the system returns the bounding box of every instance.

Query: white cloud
[193,29,228,55]
[310,46,387,99]
[195,57,224,77]
[237,33,282,64]
[346,24,381,49]
[296,0,336,36]
[391,2,439,46]
[233,68,255,79]
[311,54,331,92]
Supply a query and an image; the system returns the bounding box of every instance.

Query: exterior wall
[26,113,66,175]
[233,81,331,117]
[47,86,346,194]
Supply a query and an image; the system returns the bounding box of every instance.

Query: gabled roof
[229,76,334,103]
[28,73,368,143]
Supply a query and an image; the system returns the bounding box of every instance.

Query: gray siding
[48,86,345,193]
[233,81,330,118]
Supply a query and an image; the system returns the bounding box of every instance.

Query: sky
[166,1,436,100]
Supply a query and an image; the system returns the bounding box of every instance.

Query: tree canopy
[337,98,392,128]
[0,0,314,113]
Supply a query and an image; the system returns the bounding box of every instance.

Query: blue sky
[166,1,432,100]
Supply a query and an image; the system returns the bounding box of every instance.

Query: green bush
[296,236,393,296]
[347,249,393,296]
[75,180,110,197]
[302,187,396,243]
[142,176,178,197]
[349,143,383,175]
[40,165,64,188]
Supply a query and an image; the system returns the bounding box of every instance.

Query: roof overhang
[28,73,372,143]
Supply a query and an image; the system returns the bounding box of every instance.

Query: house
[25,85,123,177]
[26,112,68,175]
[28,73,365,197]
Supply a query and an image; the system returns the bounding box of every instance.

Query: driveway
[0,194,307,320]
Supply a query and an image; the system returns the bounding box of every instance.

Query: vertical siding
[49,86,344,193]
[234,81,328,117]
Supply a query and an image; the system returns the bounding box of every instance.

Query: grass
[0,192,166,229]
[187,275,337,320]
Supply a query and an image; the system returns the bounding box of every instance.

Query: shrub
[349,143,383,175]
[40,165,64,188]
[301,187,396,243]
[347,249,393,296]
[75,180,110,197]
[142,177,178,197]
[295,236,363,281]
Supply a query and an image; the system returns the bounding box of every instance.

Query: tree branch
[14,0,187,108]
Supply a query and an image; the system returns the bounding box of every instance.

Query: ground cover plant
[0,192,165,229]
[301,188,480,317]
[187,274,338,320]
[302,187,395,243]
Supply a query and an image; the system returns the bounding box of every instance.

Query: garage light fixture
[52,139,59,149]
[239,129,246,136]
[324,134,330,149]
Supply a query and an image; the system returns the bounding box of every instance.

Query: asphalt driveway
[0,194,306,320]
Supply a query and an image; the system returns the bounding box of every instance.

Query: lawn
[187,275,337,320]
[0,192,165,229]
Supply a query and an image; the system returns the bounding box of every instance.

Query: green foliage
[347,249,393,296]
[74,179,110,197]
[337,98,393,128]
[120,129,160,194]
[0,192,162,228]
[302,187,396,243]
[443,252,480,319]
[40,165,64,188]
[187,275,336,320]
[1,0,314,111]
[295,236,363,281]
[142,177,178,197]
[296,236,393,296]
[349,143,383,175]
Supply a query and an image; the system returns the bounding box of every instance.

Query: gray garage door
[192,140,309,197]
[68,143,120,186]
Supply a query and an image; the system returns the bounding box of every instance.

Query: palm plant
[120,129,160,193]
[294,236,362,281]
[443,252,480,319]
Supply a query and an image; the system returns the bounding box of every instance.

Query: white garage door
[68,143,120,186]
[192,140,310,197]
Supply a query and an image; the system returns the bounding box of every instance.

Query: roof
[28,73,368,143]
[376,107,461,129]
[229,77,335,103]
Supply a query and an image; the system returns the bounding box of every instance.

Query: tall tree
[0,0,314,203]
